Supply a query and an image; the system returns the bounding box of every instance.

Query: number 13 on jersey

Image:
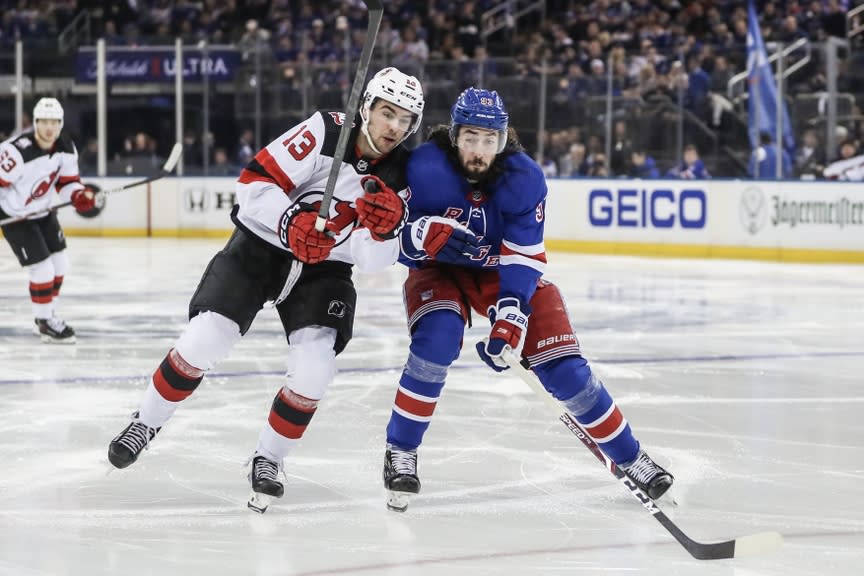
[282,125,316,161]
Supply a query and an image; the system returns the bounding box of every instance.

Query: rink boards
[47,176,864,263]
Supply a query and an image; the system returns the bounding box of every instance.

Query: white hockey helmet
[33,97,64,131]
[360,67,424,154]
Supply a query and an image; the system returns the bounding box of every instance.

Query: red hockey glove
[278,203,337,264]
[71,184,106,218]
[476,297,529,372]
[355,175,407,240]
[411,216,483,263]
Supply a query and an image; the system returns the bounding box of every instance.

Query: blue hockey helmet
[449,87,509,153]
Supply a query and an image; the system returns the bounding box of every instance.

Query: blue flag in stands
[747,0,795,155]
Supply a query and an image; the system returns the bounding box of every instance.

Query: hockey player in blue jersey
[381,87,674,512]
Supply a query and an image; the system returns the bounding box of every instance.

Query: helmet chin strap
[360,115,384,156]
[360,98,420,157]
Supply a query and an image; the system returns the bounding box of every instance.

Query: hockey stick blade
[0,142,184,226]
[101,141,183,193]
[161,142,183,174]
[315,0,383,232]
[501,351,784,560]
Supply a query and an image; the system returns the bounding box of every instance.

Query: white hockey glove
[410,216,483,263]
[475,297,529,372]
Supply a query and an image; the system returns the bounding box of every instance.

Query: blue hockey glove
[410,216,483,263]
[476,297,529,372]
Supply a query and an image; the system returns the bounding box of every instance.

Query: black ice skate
[383,444,421,512]
[34,317,76,344]
[621,449,674,500]
[108,412,161,469]
[247,455,284,514]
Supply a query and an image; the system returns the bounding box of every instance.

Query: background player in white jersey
[0,97,104,343]
[381,88,673,512]
[107,67,425,513]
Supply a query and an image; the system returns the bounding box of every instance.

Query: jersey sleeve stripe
[500,241,547,272]
[502,238,546,256]
[500,253,547,273]
[238,168,279,186]
[253,148,295,193]
[56,182,84,195]
[56,175,81,186]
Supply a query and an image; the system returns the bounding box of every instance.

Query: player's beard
[463,158,490,180]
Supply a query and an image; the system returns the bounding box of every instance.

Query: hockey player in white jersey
[0,97,104,343]
[107,67,425,513]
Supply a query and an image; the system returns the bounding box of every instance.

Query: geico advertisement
[545,179,864,250]
[588,187,707,229]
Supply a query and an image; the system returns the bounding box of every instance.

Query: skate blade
[40,334,76,344]
[656,484,679,507]
[247,491,273,514]
[386,490,414,513]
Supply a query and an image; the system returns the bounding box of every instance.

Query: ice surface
[1,238,862,575]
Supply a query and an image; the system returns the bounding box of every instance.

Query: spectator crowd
[1,1,863,178]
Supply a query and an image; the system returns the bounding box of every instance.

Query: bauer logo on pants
[328,300,346,318]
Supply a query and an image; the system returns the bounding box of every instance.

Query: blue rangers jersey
[399,138,548,308]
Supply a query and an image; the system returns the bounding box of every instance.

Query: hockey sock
[534,356,639,465]
[139,348,204,428]
[386,351,447,450]
[151,348,204,401]
[52,275,63,298]
[50,251,68,298]
[27,258,55,319]
[256,388,319,461]
[387,311,461,450]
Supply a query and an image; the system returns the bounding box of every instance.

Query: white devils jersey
[0,130,84,219]
[232,110,411,271]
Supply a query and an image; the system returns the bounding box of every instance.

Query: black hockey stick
[314,0,384,232]
[0,142,183,226]
[501,351,783,560]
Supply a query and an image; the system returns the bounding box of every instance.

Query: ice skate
[621,449,674,500]
[247,455,284,514]
[34,317,76,344]
[383,444,420,512]
[108,412,161,469]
